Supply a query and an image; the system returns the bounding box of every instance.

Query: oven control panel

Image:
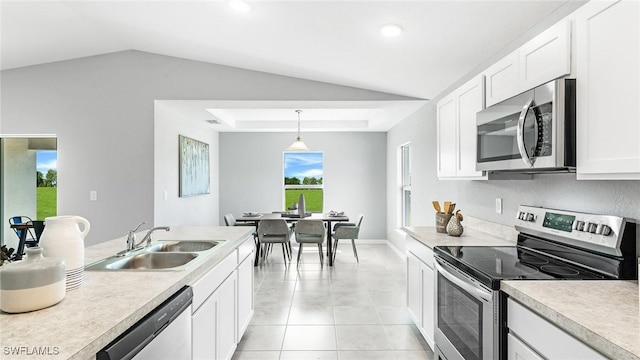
[514,205,631,256]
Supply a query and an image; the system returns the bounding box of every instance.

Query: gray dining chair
[332,214,364,263]
[294,219,326,266]
[257,219,292,266]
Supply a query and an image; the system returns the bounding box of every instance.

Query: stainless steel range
[433,205,637,360]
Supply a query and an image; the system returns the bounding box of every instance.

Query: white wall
[1,50,410,245]
[219,132,387,239]
[1,138,37,248]
[154,102,219,227]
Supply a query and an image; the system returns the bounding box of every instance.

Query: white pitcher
[39,216,90,271]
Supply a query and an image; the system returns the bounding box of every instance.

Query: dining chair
[294,219,326,266]
[257,219,292,266]
[8,216,39,259]
[332,214,364,263]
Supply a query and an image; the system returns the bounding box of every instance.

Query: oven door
[434,258,495,360]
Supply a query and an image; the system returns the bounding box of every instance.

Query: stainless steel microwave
[476,78,576,173]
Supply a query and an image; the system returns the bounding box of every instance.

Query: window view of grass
[36,150,57,220]
[284,152,323,212]
[285,189,323,213]
[37,187,57,219]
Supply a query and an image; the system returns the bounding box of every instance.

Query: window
[284,152,324,212]
[401,144,411,226]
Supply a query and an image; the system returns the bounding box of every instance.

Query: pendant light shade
[288,110,309,151]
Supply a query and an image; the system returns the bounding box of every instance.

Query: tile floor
[232,242,434,360]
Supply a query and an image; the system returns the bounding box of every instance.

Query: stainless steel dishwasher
[97,286,193,360]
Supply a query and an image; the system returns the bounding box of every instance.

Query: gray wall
[386,102,640,246]
[1,50,409,245]
[219,132,387,239]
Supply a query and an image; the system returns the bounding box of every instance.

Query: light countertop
[502,280,640,360]
[0,226,254,360]
[403,224,516,249]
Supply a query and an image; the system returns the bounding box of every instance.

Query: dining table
[235,212,350,266]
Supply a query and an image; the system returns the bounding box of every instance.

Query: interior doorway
[0,136,57,251]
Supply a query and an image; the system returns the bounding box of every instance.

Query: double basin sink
[85,240,222,271]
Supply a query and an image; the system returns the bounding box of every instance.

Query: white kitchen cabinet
[507,298,607,360]
[484,20,571,107]
[575,0,640,180]
[436,75,487,180]
[191,235,255,360]
[406,236,435,350]
[236,242,254,341]
[484,52,519,107]
[507,333,544,360]
[518,20,571,92]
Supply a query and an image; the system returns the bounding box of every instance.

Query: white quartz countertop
[0,226,254,360]
[502,280,640,360]
[403,225,516,249]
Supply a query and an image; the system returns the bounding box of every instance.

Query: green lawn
[37,187,57,220]
[285,189,323,212]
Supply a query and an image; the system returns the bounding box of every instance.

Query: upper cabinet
[575,0,640,180]
[484,20,571,107]
[437,75,487,180]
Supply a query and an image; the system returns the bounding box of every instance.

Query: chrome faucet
[126,222,147,251]
[136,226,171,248]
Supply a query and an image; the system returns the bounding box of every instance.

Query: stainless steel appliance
[476,78,576,173]
[97,286,193,360]
[433,205,637,360]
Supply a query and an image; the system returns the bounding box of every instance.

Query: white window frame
[400,143,411,227]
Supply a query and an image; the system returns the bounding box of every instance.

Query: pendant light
[287,110,309,151]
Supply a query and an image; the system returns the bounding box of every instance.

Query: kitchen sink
[106,252,198,270]
[85,240,224,271]
[147,241,219,253]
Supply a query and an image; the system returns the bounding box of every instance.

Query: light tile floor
[232,242,434,360]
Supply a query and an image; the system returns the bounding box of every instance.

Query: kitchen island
[0,226,254,360]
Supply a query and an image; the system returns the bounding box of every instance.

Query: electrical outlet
[495,198,502,214]
[90,190,98,201]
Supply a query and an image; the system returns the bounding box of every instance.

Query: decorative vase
[446,215,464,237]
[39,216,90,290]
[0,247,66,313]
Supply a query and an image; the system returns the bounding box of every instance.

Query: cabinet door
[436,94,458,178]
[406,252,423,327]
[519,20,571,90]
[484,51,519,107]
[236,254,254,342]
[192,291,219,360]
[456,75,486,178]
[218,272,237,360]
[576,0,640,180]
[507,333,544,360]
[421,262,435,347]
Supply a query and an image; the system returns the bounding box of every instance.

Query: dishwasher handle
[96,286,193,360]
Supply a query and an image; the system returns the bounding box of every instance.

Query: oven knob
[576,220,585,231]
[517,211,525,220]
[526,213,535,222]
[600,225,612,236]
[587,223,598,233]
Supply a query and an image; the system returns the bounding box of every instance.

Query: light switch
[90,190,98,201]
[495,198,502,214]
[163,190,168,201]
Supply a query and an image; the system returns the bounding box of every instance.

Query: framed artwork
[179,135,210,197]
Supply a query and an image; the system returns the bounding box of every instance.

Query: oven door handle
[435,260,492,303]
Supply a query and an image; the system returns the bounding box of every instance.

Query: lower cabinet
[507,298,606,360]
[406,237,435,350]
[192,236,255,360]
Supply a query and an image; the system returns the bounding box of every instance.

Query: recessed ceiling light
[380,23,403,37]
[229,0,251,12]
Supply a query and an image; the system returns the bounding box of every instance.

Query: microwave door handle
[517,97,535,167]
[435,260,492,303]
